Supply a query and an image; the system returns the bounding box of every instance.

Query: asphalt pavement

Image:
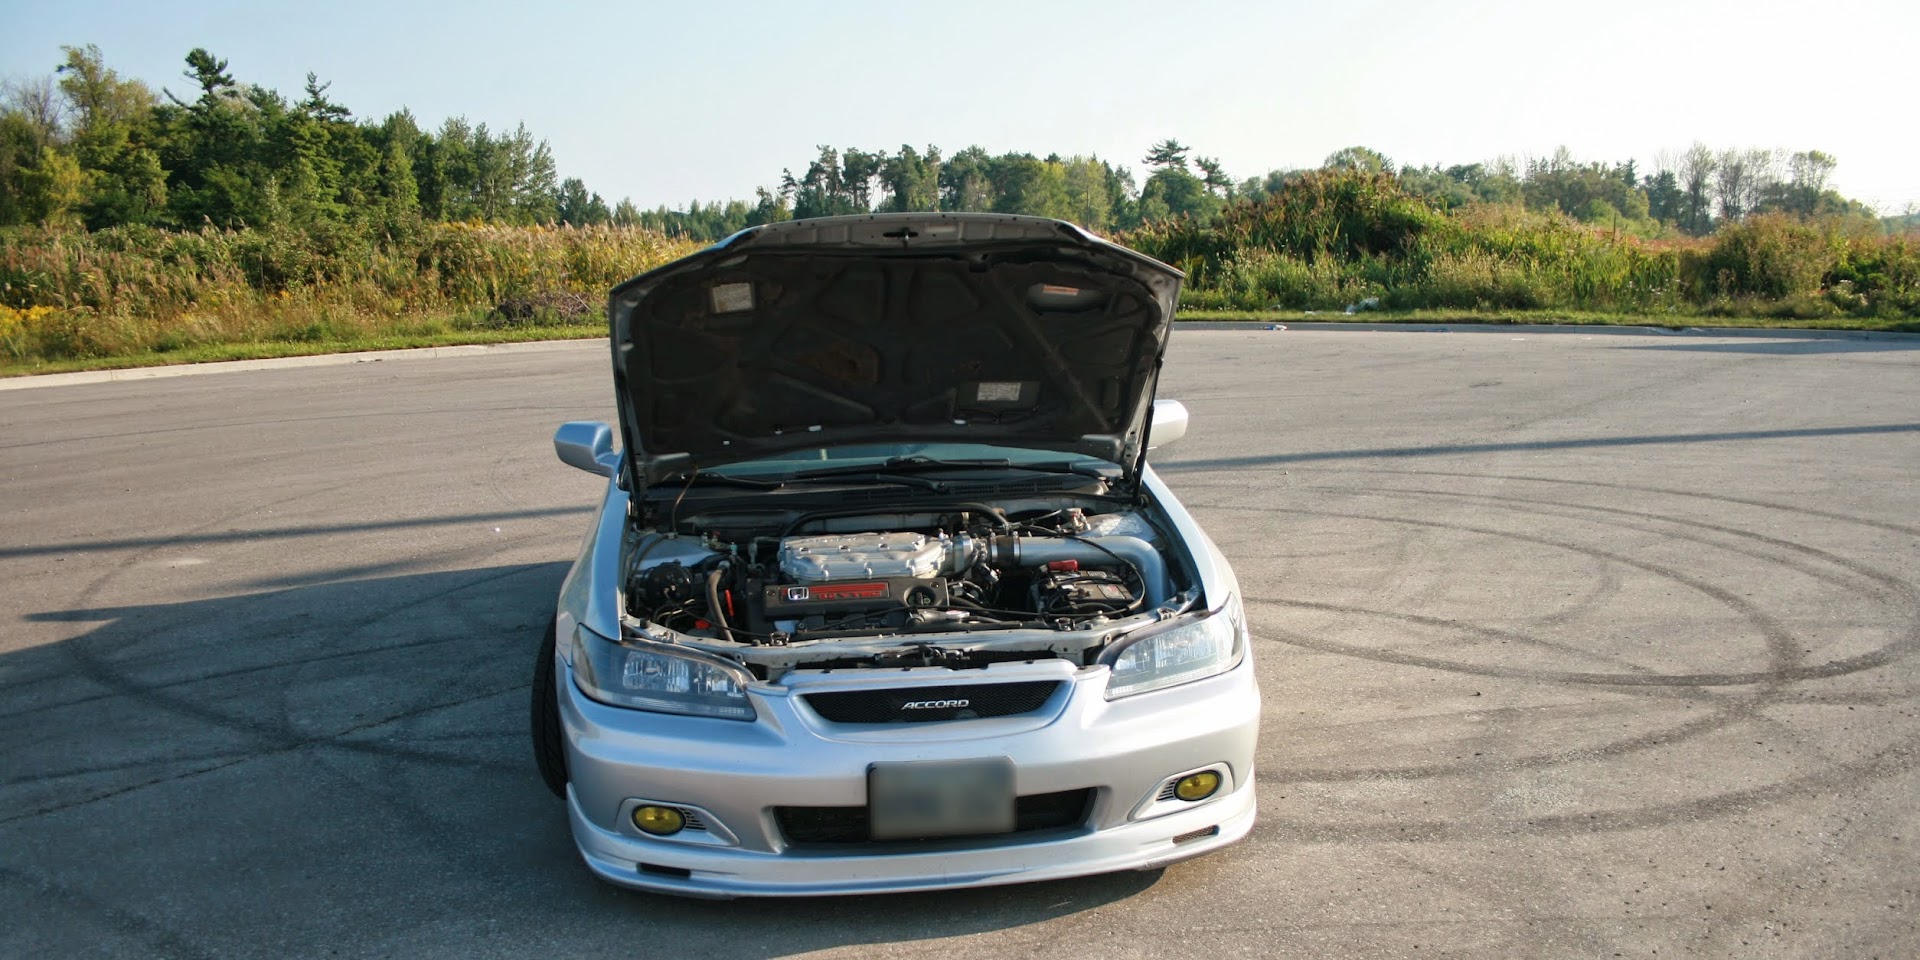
[2,329,1917,958]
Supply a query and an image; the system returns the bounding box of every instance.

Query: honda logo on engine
[900,699,970,710]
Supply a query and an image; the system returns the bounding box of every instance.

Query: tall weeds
[0,222,698,363]
[5,179,1917,369]
[1125,173,1919,320]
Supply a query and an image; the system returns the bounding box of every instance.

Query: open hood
[608,213,1184,490]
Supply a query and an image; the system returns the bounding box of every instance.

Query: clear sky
[4,0,1916,213]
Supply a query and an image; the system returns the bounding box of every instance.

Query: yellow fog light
[632,805,686,836]
[1174,771,1222,802]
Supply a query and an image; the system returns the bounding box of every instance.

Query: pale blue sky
[3,0,1915,212]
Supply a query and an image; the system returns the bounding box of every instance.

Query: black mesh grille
[775,788,1094,847]
[802,681,1061,723]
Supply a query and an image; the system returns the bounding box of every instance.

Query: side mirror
[1148,399,1189,451]
[555,421,620,477]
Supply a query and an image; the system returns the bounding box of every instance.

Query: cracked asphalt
[3,329,1917,958]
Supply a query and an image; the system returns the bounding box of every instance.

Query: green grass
[9,306,1914,380]
[0,222,699,372]
[1177,308,1920,333]
[0,321,605,378]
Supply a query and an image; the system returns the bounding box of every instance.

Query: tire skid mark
[1253,603,1740,688]
[484,436,582,534]
[1261,597,1681,685]
[1223,498,1860,788]
[42,475,384,743]
[1,534,563,722]
[1261,695,1657,737]
[1201,503,1810,684]
[1191,470,1920,835]
[0,747,252,788]
[1249,621,1765,787]
[1,630,478,724]
[1253,690,1759,787]
[1182,465,1920,541]
[0,402,586,453]
[1255,597,1907,688]
[11,441,571,942]
[1519,550,1623,632]
[55,562,541,750]
[1284,485,1920,683]
[1260,731,1920,843]
[23,475,553,828]
[1497,364,1744,435]
[296,660,552,882]
[0,504,590,560]
[0,863,216,960]
[1327,484,1915,603]
[0,682,524,828]
[258,532,563,757]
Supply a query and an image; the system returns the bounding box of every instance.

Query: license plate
[868,758,1016,841]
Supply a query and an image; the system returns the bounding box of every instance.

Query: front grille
[775,788,1094,847]
[802,680,1061,723]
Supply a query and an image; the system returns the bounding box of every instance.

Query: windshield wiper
[886,454,1012,469]
[1006,460,1121,479]
[659,474,785,490]
[658,471,945,493]
[781,455,1013,482]
[672,456,1114,492]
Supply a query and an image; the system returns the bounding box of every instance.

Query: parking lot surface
[3,329,1916,958]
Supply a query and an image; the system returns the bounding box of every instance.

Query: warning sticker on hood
[972,381,1031,404]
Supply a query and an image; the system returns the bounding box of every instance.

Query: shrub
[1696,215,1830,300]
[1128,169,1448,286]
[0,222,696,364]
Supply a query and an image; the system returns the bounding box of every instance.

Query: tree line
[0,45,571,233]
[0,45,1901,243]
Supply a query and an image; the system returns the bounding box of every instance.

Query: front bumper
[556,654,1261,898]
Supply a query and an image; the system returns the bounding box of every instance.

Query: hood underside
[608,214,1185,488]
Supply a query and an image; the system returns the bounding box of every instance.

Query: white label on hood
[710,282,754,313]
[975,381,1027,403]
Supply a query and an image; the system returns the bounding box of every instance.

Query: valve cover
[778,532,948,582]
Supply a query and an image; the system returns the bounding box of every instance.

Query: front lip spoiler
[564,779,1256,899]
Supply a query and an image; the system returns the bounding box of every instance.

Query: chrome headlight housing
[1101,595,1247,699]
[570,625,756,720]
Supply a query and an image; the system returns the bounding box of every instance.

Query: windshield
[698,443,1121,481]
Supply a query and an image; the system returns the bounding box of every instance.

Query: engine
[778,532,951,582]
[625,510,1172,645]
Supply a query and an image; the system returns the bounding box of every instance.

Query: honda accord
[531,213,1260,897]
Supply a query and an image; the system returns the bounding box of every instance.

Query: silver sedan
[530,213,1261,897]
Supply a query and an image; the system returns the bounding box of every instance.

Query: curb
[1173,320,1920,340]
[4,321,1915,392]
[0,338,601,392]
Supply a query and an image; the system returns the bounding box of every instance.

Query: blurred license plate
[868,758,1016,840]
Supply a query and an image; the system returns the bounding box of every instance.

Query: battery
[1029,568,1135,616]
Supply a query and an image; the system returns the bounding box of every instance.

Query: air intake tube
[986,535,1170,608]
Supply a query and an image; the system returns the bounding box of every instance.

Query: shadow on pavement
[1618,338,1920,355]
[0,505,594,560]
[0,562,1159,958]
[1155,422,1920,472]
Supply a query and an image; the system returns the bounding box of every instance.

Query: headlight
[570,625,756,720]
[1101,595,1246,699]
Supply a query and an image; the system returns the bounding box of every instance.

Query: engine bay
[619,503,1192,676]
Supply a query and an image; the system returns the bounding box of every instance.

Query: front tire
[530,620,568,798]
